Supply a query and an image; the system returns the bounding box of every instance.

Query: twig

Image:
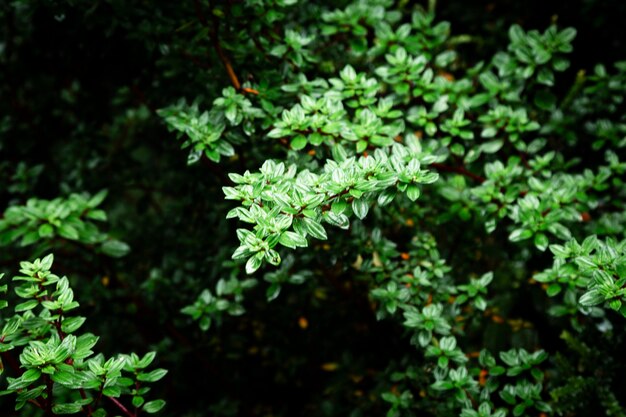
[193,0,258,95]
[430,163,486,183]
[79,389,93,417]
[107,396,134,417]
[44,375,54,416]
[561,69,586,110]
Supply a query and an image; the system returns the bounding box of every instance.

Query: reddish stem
[107,396,135,417]
[430,163,486,183]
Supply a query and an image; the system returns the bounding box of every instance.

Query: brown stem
[79,389,93,417]
[193,0,255,94]
[44,375,54,416]
[28,399,45,409]
[0,350,22,375]
[107,396,134,417]
[430,163,485,183]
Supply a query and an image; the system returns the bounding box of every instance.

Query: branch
[430,163,485,183]
[107,396,134,417]
[193,0,258,95]
[79,389,93,417]
[44,375,54,416]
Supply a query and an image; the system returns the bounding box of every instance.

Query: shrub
[1,0,625,416]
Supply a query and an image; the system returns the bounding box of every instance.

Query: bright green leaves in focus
[536,236,626,318]
[0,254,167,415]
[224,136,439,273]
[0,191,129,258]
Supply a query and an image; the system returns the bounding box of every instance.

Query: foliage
[0,255,166,416]
[1,0,625,416]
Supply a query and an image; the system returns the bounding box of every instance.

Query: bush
[1,0,625,416]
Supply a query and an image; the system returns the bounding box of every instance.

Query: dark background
[1,1,624,416]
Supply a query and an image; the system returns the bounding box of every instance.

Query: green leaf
[58,224,80,240]
[88,190,108,208]
[101,240,130,257]
[509,24,525,43]
[352,199,369,220]
[15,299,39,312]
[143,399,166,413]
[61,317,86,333]
[534,90,556,110]
[38,223,54,238]
[102,386,121,397]
[558,27,577,43]
[406,184,420,201]
[534,233,549,251]
[579,289,605,306]
[546,284,561,297]
[279,231,308,249]
[21,368,42,383]
[290,135,307,150]
[137,368,168,382]
[52,403,83,414]
[509,228,533,242]
[245,253,264,275]
[302,218,327,240]
[480,140,503,154]
[52,369,77,385]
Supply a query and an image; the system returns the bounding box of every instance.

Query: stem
[430,163,485,183]
[0,350,22,375]
[44,375,54,416]
[28,399,45,409]
[560,69,586,110]
[428,0,437,14]
[107,396,135,417]
[79,389,93,417]
[193,0,257,94]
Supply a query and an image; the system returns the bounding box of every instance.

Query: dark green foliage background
[1,1,625,416]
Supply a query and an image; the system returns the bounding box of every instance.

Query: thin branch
[44,375,54,416]
[193,0,258,95]
[28,399,44,409]
[79,389,93,417]
[107,396,135,417]
[430,163,486,183]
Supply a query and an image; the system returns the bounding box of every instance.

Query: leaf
[509,24,525,43]
[58,224,80,240]
[61,316,86,333]
[579,289,605,306]
[225,104,238,124]
[245,253,264,275]
[509,228,532,242]
[534,233,549,251]
[278,231,308,249]
[431,380,453,390]
[137,368,168,382]
[406,184,420,201]
[88,190,108,208]
[302,218,327,240]
[15,299,39,312]
[558,27,577,43]
[38,223,54,238]
[534,90,556,110]
[143,400,166,414]
[352,199,369,220]
[290,135,307,150]
[52,403,84,414]
[546,284,562,297]
[21,368,42,383]
[52,369,77,385]
[480,140,503,154]
[101,240,130,258]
